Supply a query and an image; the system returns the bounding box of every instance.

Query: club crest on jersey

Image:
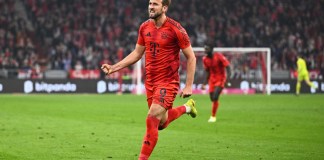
[161,32,169,39]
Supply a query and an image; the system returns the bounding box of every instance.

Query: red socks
[139,116,160,159]
[159,106,186,130]
[212,101,219,117]
[139,106,187,159]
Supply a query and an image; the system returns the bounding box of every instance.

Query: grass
[0,94,324,160]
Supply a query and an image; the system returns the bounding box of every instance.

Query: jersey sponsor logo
[149,42,160,57]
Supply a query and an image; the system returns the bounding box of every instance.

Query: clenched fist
[101,64,113,75]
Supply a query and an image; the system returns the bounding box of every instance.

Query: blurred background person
[295,53,318,95]
[201,42,231,123]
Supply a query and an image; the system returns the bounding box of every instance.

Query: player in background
[201,43,231,123]
[295,53,317,95]
[101,0,197,159]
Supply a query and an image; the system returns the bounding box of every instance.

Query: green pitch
[1,94,324,160]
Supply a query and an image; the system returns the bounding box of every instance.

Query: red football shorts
[209,80,225,93]
[145,83,179,110]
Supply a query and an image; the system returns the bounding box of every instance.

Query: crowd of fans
[1,0,324,78]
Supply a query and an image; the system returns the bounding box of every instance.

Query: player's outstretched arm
[180,45,196,98]
[101,44,145,75]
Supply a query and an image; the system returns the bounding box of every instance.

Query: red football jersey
[203,53,230,83]
[137,17,191,85]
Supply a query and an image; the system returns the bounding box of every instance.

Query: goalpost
[135,47,271,95]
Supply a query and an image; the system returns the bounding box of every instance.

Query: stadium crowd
[1,0,324,78]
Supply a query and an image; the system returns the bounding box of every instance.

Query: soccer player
[101,0,197,159]
[295,54,317,95]
[201,43,231,123]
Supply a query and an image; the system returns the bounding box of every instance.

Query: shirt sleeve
[219,53,230,67]
[174,25,191,49]
[202,57,209,70]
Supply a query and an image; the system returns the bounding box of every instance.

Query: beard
[148,9,163,20]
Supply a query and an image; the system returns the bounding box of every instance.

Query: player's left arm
[225,66,232,87]
[221,54,231,87]
[180,45,196,98]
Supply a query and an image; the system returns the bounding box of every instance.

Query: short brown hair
[162,0,171,6]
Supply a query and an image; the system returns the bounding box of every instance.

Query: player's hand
[101,64,113,75]
[201,84,206,90]
[180,86,192,98]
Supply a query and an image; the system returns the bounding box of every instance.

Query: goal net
[134,47,271,95]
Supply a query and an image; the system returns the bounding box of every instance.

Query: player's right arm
[201,57,209,90]
[101,44,145,75]
[201,69,210,90]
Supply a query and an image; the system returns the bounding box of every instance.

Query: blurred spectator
[0,0,323,79]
